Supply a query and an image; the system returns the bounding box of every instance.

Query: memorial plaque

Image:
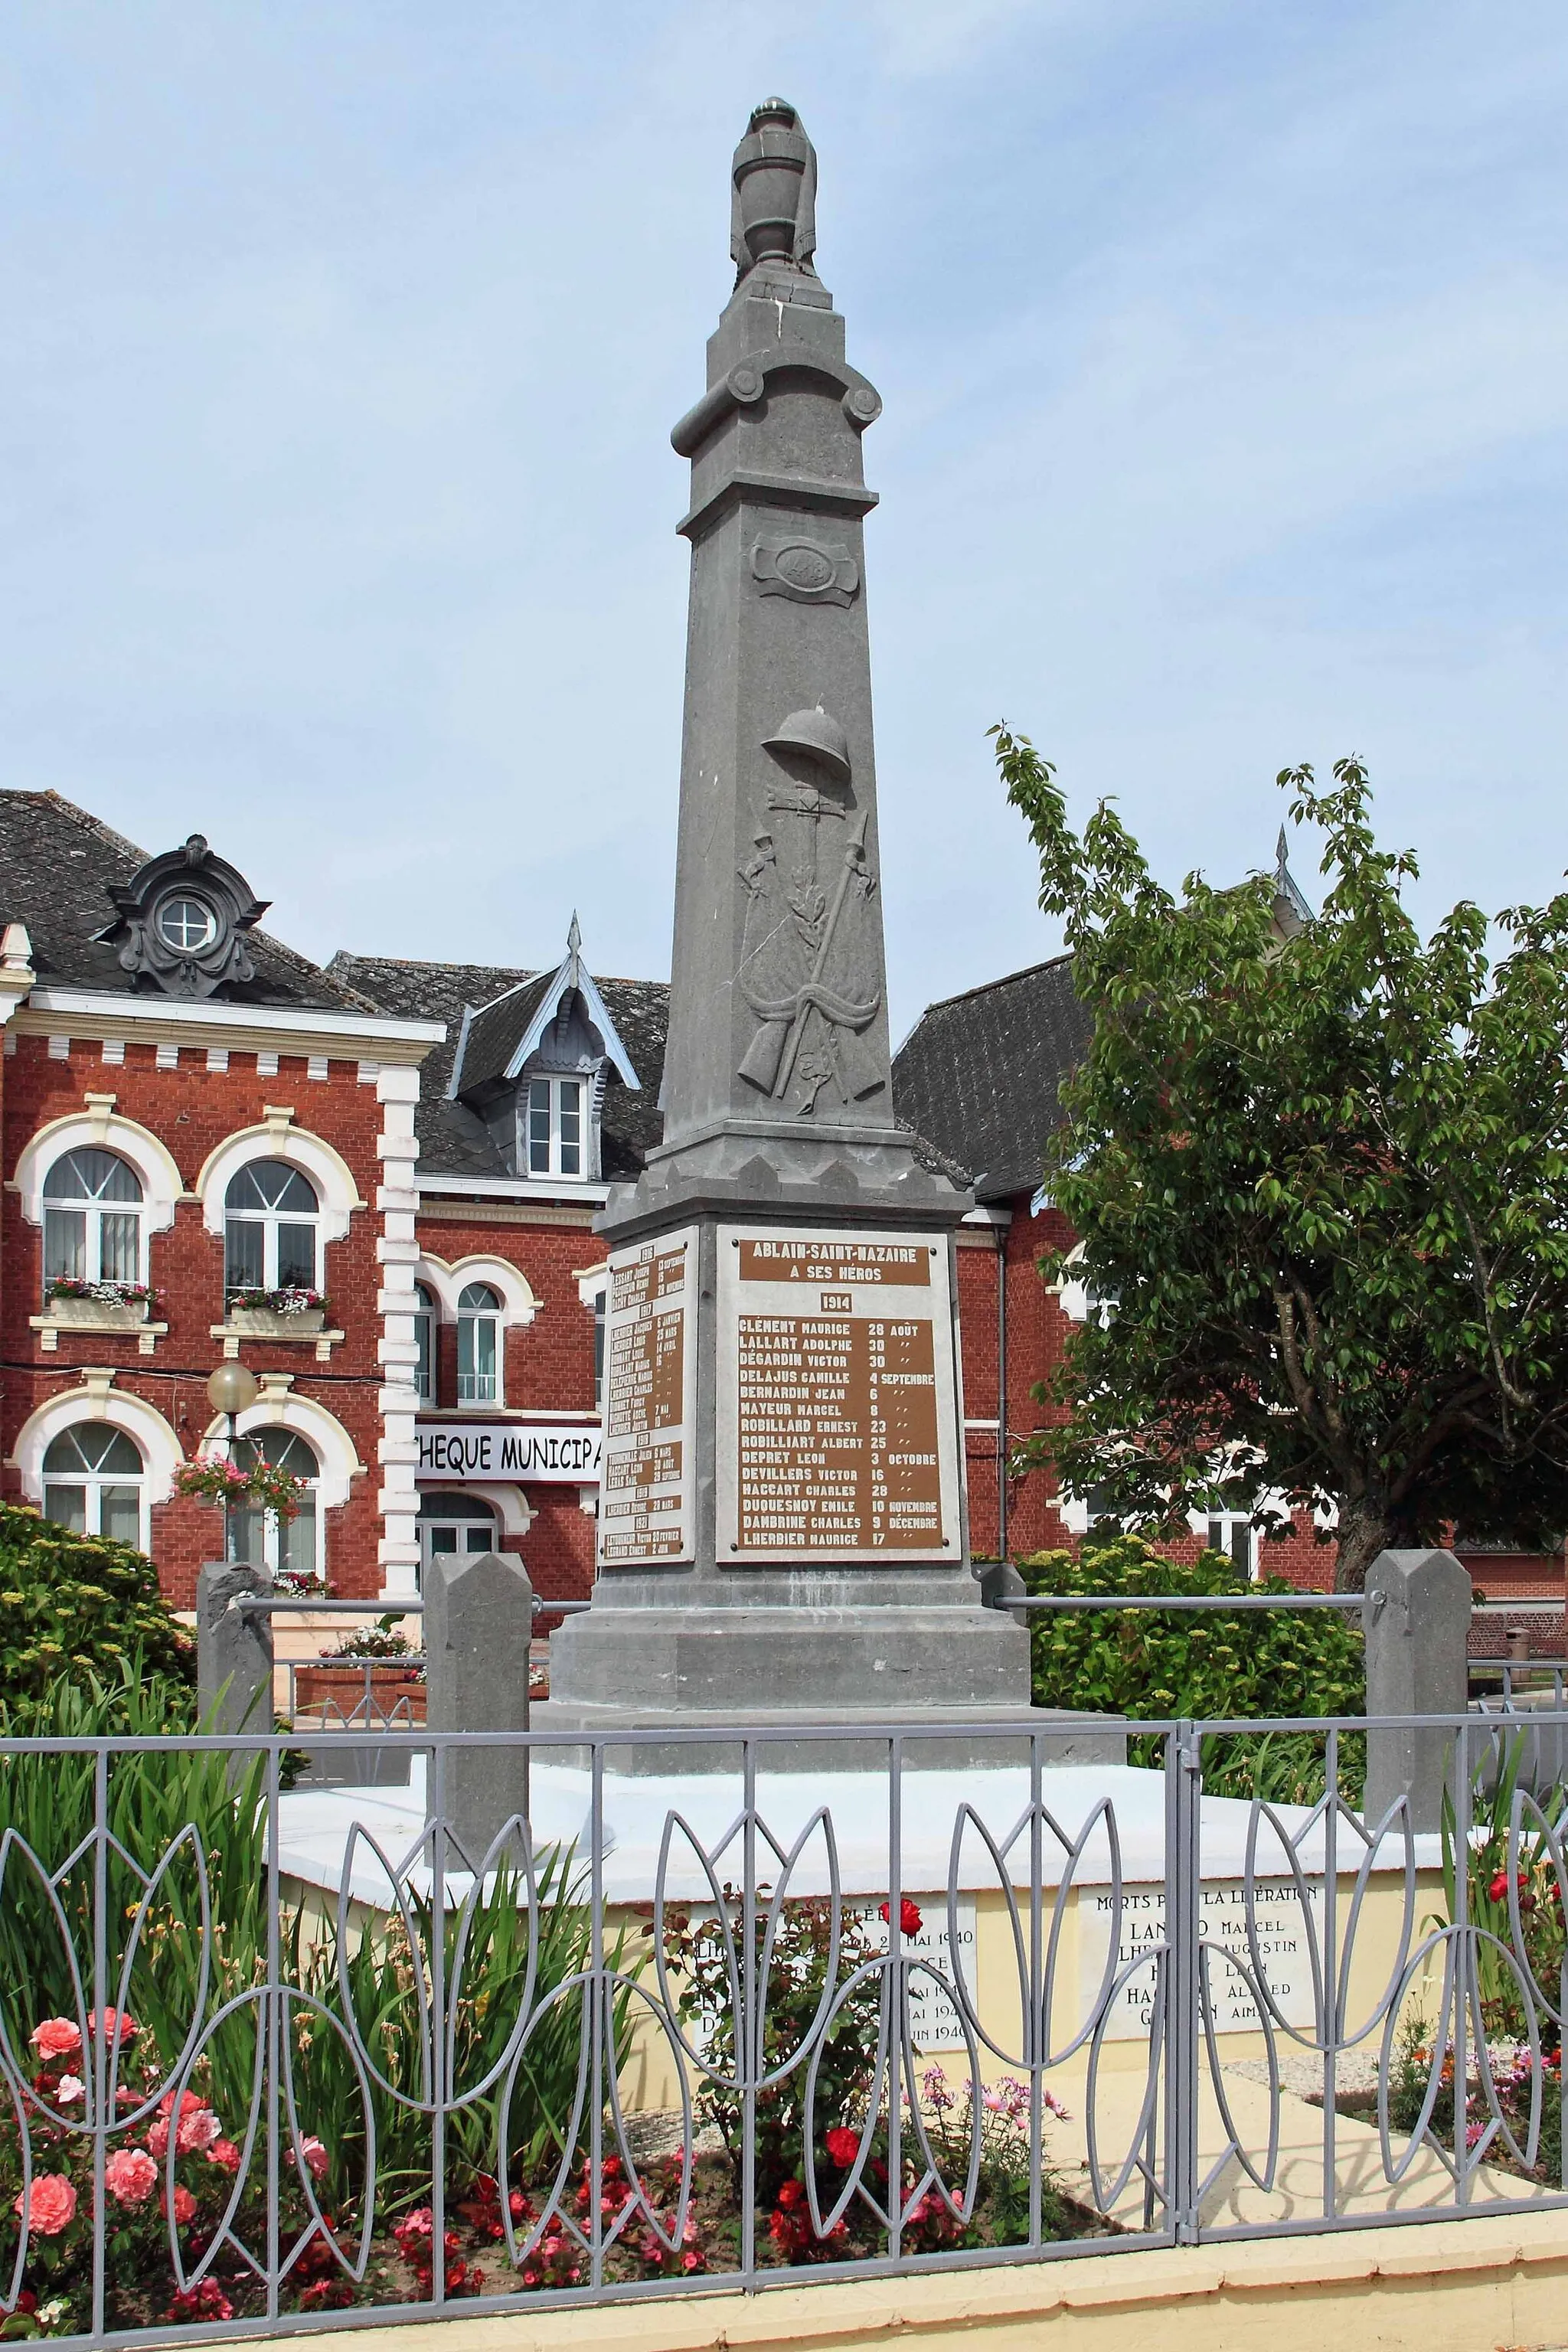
[1077,1877,1328,2039]
[716,1225,962,1562]
[597,1226,697,1567]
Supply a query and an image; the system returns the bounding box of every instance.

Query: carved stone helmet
[762,707,851,784]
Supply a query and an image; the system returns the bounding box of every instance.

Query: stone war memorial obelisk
[544,101,1117,1769]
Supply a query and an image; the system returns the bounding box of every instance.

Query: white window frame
[522,1074,586,1181]
[223,1158,322,1295]
[41,1148,147,1289]
[417,1491,500,1588]
[1203,1511,1256,1580]
[413,1282,436,1404]
[39,1421,149,1548]
[456,1282,503,1406]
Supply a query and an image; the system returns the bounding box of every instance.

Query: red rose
[825,2127,861,2167]
[878,1897,923,1937]
[14,2175,77,2236]
[776,2178,805,2209]
[1488,1871,1510,1903]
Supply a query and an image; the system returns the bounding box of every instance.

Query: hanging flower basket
[173,1453,305,1522]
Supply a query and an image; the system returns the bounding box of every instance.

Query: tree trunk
[1333,1504,1394,1592]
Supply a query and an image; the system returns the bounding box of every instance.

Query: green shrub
[1020,1533,1365,1802]
[0,1501,193,1719]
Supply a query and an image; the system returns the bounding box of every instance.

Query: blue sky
[2,2,1563,1039]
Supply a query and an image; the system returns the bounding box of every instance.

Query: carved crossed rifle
[738,807,881,1103]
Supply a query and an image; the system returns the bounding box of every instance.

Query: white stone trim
[24,985,445,1050]
[201,1390,365,1511]
[194,1114,365,1246]
[415,1251,540,1326]
[416,1171,611,1205]
[12,1106,185,1241]
[574,1257,610,1309]
[419,1485,537,1542]
[377,1064,422,1598]
[10,1377,183,1511]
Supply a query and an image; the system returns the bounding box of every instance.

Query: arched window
[224,1159,320,1295]
[456,1282,501,1405]
[41,1423,145,1546]
[413,1282,436,1405]
[416,1491,498,1588]
[230,1429,322,1582]
[41,1149,144,1289]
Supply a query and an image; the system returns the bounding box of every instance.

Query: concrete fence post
[195,1563,274,1737]
[423,1550,533,1862]
[1362,1547,1471,1832]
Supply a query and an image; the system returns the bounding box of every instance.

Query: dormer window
[445,914,641,1188]
[526,1076,584,1178]
[98,832,269,1000]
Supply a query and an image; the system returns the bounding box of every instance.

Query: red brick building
[3,788,1557,1618]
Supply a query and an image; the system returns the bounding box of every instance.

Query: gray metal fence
[0,1712,1563,2348]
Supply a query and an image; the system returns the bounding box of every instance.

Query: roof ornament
[730,97,818,281]
[102,833,269,999]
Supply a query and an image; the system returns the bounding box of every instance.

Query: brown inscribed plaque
[735,1312,942,1550]
[737,1239,930,1289]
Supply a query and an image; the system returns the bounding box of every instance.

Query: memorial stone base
[540,1210,1124,1774]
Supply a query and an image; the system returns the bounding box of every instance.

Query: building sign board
[597,1225,698,1567]
[416,1422,603,1482]
[716,1226,962,1563]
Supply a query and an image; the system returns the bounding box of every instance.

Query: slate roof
[456,975,559,1096]
[891,952,1089,1203]
[327,952,671,1184]
[0,789,375,1014]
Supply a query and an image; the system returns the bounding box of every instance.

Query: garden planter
[227,1307,326,1338]
[44,1295,149,1332]
[292,1664,426,1723]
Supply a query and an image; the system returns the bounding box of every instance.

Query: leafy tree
[994,731,1568,1588]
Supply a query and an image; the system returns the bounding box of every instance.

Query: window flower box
[224,1286,330,1338]
[227,1305,327,1337]
[42,1280,158,1330]
[45,1295,152,1333]
[31,1282,168,1355]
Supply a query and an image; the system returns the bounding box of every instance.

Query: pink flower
[29,2020,82,2063]
[206,2140,242,2175]
[13,2175,77,2236]
[88,2010,137,2045]
[175,2107,221,2156]
[165,2185,198,2226]
[147,2120,170,2160]
[105,2148,159,2207]
[54,2076,84,2105]
[299,2136,328,2180]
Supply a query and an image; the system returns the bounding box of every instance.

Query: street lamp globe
[206,1363,260,1419]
